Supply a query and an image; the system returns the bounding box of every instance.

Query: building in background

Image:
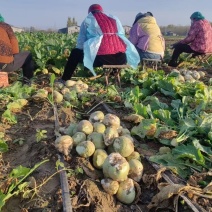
[123,25,131,35]
[58,26,80,34]
[165,31,177,36]
[58,25,132,35]
[11,26,24,33]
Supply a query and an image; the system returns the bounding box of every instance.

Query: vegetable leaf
[149,153,191,178]
[172,144,205,166]
[9,166,31,178]
[192,139,212,155]
[0,141,8,153]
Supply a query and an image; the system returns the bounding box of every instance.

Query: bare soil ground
[1,66,211,211]
[0,89,160,212]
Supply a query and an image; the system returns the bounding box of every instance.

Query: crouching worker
[168,11,212,67]
[57,4,140,83]
[0,14,35,85]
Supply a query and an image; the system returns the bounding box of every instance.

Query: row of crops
[0,32,211,210]
[17,32,212,72]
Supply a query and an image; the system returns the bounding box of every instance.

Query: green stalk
[3,159,49,202]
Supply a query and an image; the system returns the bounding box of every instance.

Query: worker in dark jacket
[58,4,139,83]
[0,14,34,84]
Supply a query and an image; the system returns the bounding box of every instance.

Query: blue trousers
[136,47,162,60]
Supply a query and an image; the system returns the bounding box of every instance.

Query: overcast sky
[1,0,212,29]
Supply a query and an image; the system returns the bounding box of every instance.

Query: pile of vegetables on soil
[55,111,143,204]
[169,69,206,83]
[32,79,94,108]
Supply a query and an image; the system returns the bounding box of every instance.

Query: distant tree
[46,28,57,33]
[23,27,30,32]
[30,26,35,32]
[66,17,78,27]
[160,25,190,36]
[167,24,175,28]
[72,18,77,26]
[67,17,72,27]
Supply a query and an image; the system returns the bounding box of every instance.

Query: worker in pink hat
[57,4,139,83]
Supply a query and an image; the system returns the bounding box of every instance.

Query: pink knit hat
[88,4,103,14]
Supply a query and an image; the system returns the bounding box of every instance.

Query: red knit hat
[88,4,103,13]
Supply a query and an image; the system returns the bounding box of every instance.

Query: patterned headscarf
[190,12,205,21]
[0,14,4,22]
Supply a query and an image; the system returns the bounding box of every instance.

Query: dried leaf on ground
[188,170,212,188]
[142,167,166,188]
[78,157,103,180]
[203,182,212,194]
[122,114,144,124]
[148,181,212,211]
[133,181,142,203]
[147,183,188,209]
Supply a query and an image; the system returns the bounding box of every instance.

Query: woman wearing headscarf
[58,4,140,83]
[0,14,35,85]
[129,12,165,61]
[168,11,212,67]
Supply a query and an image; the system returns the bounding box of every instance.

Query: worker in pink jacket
[168,11,212,67]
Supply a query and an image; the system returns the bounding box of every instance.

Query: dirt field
[1,66,211,212]
[0,74,160,212]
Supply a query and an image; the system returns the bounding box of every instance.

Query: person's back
[92,12,126,55]
[184,19,212,53]
[129,12,164,61]
[0,22,19,64]
[136,16,164,54]
[0,14,34,84]
[58,4,139,83]
[168,11,212,67]
[78,5,139,72]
